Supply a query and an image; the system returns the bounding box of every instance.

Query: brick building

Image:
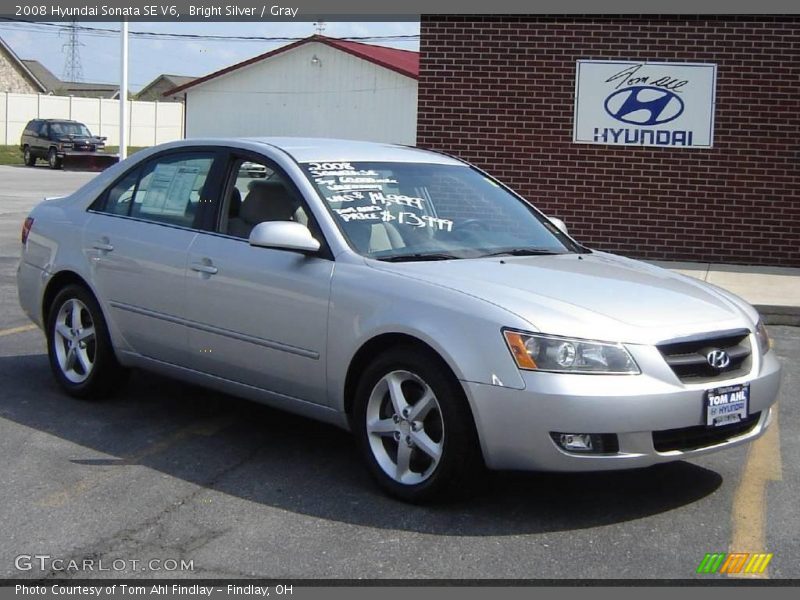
[416,16,799,266]
[0,36,45,94]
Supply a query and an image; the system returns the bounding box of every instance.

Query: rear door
[183,152,334,405]
[21,120,38,151]
[83,148,225,366]
[34,121,49,157]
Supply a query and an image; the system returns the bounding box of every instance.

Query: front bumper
[463,340,782,471]
[58,151,118,171]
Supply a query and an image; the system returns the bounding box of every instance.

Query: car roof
[171,137,465,166]
[29,119,83,125]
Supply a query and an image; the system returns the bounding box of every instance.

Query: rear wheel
[23,146,36,166]
[47,147,62,170]
[353,346,484,502]
[46,284,127,399]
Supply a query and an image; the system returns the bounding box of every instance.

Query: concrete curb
[756,305,800,327]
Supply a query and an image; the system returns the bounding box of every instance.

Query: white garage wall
[0,92,183,146]
[185,42,417,145]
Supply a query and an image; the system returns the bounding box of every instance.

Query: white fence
[0,92,184,146]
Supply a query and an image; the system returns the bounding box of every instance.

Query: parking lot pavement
[0,165,797,580]
[0,166,96,332]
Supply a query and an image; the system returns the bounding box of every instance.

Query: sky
[0,21,420,91]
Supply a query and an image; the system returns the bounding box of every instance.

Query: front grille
[657,330,752,383]
[653,412,761,452]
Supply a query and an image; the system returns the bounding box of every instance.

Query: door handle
[191,262,218,275]
[92,239,114,252]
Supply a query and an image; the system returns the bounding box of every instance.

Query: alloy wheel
[365,370,444,485]
[53,298,96,384]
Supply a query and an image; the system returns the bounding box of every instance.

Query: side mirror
[248,221,321,254]
[549,217,569,236]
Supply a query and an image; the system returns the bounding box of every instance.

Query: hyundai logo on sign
[573,61,717,148]
[603,86,685,126]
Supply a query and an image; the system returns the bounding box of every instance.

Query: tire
[353,345,485,502]
[47,147,62,170]
[46,284,127,399]
[23,146,36,166]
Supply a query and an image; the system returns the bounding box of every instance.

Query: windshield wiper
[478,248,563,258]
[377,252,462,262]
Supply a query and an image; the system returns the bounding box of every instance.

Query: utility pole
[119,21,128,160]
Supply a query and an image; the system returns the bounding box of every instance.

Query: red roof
[322,37,418,79]
[163,35,418,97]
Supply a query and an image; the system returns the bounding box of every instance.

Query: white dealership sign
[573,60,717,148]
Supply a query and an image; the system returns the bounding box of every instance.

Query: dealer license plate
[705,383,749,427]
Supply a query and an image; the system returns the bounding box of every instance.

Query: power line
[0,18,420,42]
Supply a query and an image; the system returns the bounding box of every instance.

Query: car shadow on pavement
[0,352,723,536]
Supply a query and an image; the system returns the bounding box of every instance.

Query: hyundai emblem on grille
[706,349,731,369]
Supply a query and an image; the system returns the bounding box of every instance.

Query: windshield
[50,122,93,137]
[301,161,582,261]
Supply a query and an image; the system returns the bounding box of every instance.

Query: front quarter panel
[326,260,531,412]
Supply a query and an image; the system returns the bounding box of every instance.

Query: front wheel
[46,284,127,399]
[47,147,62,169]
[353,346,484,502]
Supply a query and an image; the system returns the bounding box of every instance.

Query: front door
[184,155,333,405]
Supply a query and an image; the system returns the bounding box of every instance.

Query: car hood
[367,252,757,345]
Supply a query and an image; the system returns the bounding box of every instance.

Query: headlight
[503,330,640,374]
[755,320,771,355]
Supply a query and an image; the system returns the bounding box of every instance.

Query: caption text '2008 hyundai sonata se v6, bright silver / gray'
[16,138,782,502]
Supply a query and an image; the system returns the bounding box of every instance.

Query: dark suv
[20,119,107,169]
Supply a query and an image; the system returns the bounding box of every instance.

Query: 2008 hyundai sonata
[17,138,782,501]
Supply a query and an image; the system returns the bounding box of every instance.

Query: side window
[102,168,140,216]
[38,122,49,137]
[129,153,215,227]
[222,158,310,239]
[93,152,216,228]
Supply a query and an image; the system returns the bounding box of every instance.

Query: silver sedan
[17,138,782,502]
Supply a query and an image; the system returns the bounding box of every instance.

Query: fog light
[560,433,593,451]
[550,432,620,454]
